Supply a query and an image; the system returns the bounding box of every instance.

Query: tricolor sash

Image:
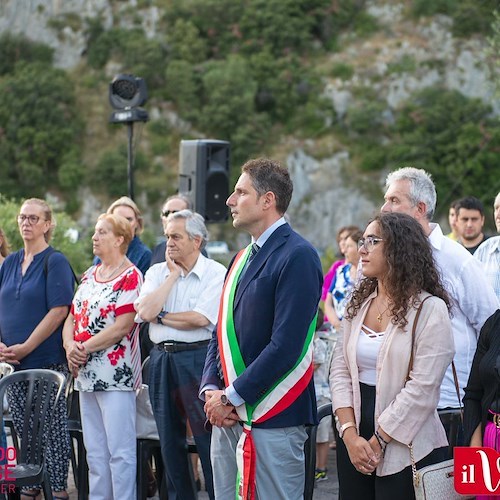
[216,245,316,500]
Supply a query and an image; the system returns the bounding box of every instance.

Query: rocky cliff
[0,0,497,250]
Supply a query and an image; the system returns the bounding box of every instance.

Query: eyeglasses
[17,214,45,225]
[357,236,383,252]
[161,210,179,218]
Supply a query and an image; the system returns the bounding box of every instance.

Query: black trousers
[336,383,447,500]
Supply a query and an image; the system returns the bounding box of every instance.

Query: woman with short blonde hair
[93,196,152,276]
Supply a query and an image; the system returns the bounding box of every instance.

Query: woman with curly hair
[330,212,455,499]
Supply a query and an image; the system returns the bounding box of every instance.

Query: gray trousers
[211,423,307,500]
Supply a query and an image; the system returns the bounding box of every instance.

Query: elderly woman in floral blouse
[62,213,143,500]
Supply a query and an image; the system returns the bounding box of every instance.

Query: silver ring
[368,459,372,465]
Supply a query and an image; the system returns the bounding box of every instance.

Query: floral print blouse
[71,264,143,392]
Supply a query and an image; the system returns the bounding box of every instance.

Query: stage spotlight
[109,74,149,123]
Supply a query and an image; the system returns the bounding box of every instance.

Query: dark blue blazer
[201,223,323,428]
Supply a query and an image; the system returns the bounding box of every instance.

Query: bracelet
[339,421,357,439]
[374,430,388,453]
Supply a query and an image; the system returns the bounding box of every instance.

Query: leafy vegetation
[0,62,83,199]
[0,0,498,238]
[410,0,498,37]
[383,88,500,215]
[0,33,53,76]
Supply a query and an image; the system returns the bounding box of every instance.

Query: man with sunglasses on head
[151,194,192,265]
[381,167,498,452]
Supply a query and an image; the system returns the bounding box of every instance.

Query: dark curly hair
[345,212,450,329]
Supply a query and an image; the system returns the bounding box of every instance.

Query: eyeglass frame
[17,214,46,225]
[357,236,384,252]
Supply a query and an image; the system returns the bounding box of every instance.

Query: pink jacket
[330,290,455,475]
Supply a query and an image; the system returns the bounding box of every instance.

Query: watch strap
[157,310,168,324]
[339,421,357,439]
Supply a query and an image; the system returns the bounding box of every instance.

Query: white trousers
[80,391,137,500]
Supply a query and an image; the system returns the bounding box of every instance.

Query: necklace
[375,297,390,323]
[99,257,126,280]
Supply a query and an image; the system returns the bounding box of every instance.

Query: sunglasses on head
[161,210,179,218]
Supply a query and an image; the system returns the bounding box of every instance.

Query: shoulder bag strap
[405,296,432,382]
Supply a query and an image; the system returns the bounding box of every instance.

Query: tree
[199,55,258,138]
[0,62,83,198]
[0,33,53,76]
[387,88,500,214]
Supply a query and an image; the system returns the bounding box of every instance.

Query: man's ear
[415,201,428,220]
[262,191,276,210]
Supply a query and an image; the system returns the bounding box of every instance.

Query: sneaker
[315,468,328,482]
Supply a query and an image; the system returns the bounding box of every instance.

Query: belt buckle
[162,342,174,352]
[494,414,500,428]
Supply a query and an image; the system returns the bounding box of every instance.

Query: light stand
[109,74,149,200]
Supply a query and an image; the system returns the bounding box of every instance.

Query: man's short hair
[385,167,437,220]
[456,196,485,216]
[167,209,208,250]
[242,158,293,215]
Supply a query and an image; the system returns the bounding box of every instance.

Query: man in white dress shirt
[135,210,226,500]
[381,167,499,449]
[474,192,500,300]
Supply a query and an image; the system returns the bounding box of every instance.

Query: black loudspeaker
[178,139,230,223]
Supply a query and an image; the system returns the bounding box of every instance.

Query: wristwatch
[157,310,168,324]
[220,391,233,406]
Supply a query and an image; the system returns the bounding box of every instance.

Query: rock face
[0,0,497,249]
[0,0,162,69]
[0,0,110,68]
[287,149,379,251]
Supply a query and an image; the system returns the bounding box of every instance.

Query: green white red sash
[216,245,316,500]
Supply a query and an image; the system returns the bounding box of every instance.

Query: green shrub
[347,101,386,135]
[410,0,457,17]
[93,147,149,199]
[0,62,83,198]
[387,54,417,74]
[330,62,354,80]
[410,0,497,37]
[0,34,53,76]
[387,87,500,214]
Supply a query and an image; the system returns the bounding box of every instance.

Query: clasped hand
[344,433,382,475]
[66,341,88,377]
[204,390,240,428]
[0,341,28,364]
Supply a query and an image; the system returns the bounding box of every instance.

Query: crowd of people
[0,160,498,500]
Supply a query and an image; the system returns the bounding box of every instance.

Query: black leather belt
[154,340,209,353]
[487,411,500,427]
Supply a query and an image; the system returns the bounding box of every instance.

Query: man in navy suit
[201,158,322,499]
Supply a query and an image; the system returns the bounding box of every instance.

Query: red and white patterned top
[71,264,143,392]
